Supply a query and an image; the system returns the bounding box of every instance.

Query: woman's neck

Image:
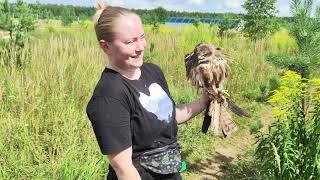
[107,63,141,80]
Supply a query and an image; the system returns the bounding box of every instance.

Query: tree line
[28,3,244,22]
[4,2,293,26]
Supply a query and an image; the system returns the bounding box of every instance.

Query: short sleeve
[86,96,131,155]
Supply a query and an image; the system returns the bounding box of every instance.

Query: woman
[86,2,209,180]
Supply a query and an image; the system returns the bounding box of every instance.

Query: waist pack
[139,142,182,174]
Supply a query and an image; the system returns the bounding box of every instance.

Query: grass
[0,21,296,179]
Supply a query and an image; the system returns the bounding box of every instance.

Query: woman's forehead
[113,14,144,40]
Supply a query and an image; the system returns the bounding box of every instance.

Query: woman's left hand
[175,89,210,124]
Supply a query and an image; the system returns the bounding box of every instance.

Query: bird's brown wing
[201,101,212,134]
[226,98,251,118]
[220,107,237,137]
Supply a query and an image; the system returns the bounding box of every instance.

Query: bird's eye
[204,52,212,57]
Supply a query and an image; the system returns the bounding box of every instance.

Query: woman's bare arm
[175,93,209,124]
[108,146,141,180]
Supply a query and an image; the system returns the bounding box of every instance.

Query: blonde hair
[93,1,136,42]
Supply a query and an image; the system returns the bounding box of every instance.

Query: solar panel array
[165,17,225,24]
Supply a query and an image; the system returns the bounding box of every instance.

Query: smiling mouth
[131,53,144,58]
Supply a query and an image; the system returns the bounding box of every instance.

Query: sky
[17,0,320,17]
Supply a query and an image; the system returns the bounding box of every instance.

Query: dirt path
[196,108,273,180]
[198,130,255,179]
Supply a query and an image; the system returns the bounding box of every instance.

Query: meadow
[0,20,296,179]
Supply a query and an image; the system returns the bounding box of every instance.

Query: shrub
[255,70,320,179]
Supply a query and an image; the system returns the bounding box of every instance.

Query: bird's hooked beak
[197,55,209,64]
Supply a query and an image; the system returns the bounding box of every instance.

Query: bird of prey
[184,43,250,136]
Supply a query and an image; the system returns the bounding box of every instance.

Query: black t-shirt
[86,63,178,159]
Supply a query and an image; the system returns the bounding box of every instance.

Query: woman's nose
[135,39,146,52]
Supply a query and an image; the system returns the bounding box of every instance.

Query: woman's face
[106,14,147,70]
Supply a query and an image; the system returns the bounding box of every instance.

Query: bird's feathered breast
[184,43,231,91]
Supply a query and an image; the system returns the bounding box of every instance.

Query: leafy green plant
[0,0,36,67]
[218,17,235,37]
[250,119,263,134]
[242,0,279,41]
[152,22,160,33]
[256,77,279,102]
[266,0,320,78]
[193,19,201,28]
[77,19,91,31]
[255,70,320,179]
[60,6,76,26]
[153,7,168,23]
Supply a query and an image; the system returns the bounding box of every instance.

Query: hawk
[184,43,250,136]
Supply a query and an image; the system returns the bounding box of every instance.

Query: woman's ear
[99,39,109,53]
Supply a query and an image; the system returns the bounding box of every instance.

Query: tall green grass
[0,22,293,179]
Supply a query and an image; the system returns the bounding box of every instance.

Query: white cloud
[123,0,171,9]
[105,0,126,6]
[223,0,243,9]
[186,0,205,6]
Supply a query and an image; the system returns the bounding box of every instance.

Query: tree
[218,16,235,37]
[242,0,279,40]
[266,0,320,78]
[0,0,36,67]
[141,13,153,24]
[60,6,76,26]
[153,7,168,23]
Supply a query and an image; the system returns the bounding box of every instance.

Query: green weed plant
[256,71,320,179]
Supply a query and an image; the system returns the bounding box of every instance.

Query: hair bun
[93,1,110,26]
[95,1,109,10]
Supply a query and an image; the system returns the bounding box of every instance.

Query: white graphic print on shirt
[138,83,173,123]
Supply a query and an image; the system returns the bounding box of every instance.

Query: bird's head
[184,43,222,65]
